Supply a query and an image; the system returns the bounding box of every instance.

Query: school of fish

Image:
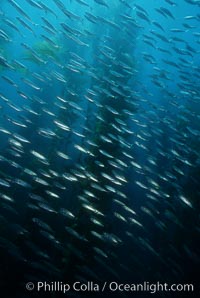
[0,0,200,296]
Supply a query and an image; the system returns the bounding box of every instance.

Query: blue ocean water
[0,0,199,297]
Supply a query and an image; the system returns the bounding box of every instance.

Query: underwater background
[0,0,200,297]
